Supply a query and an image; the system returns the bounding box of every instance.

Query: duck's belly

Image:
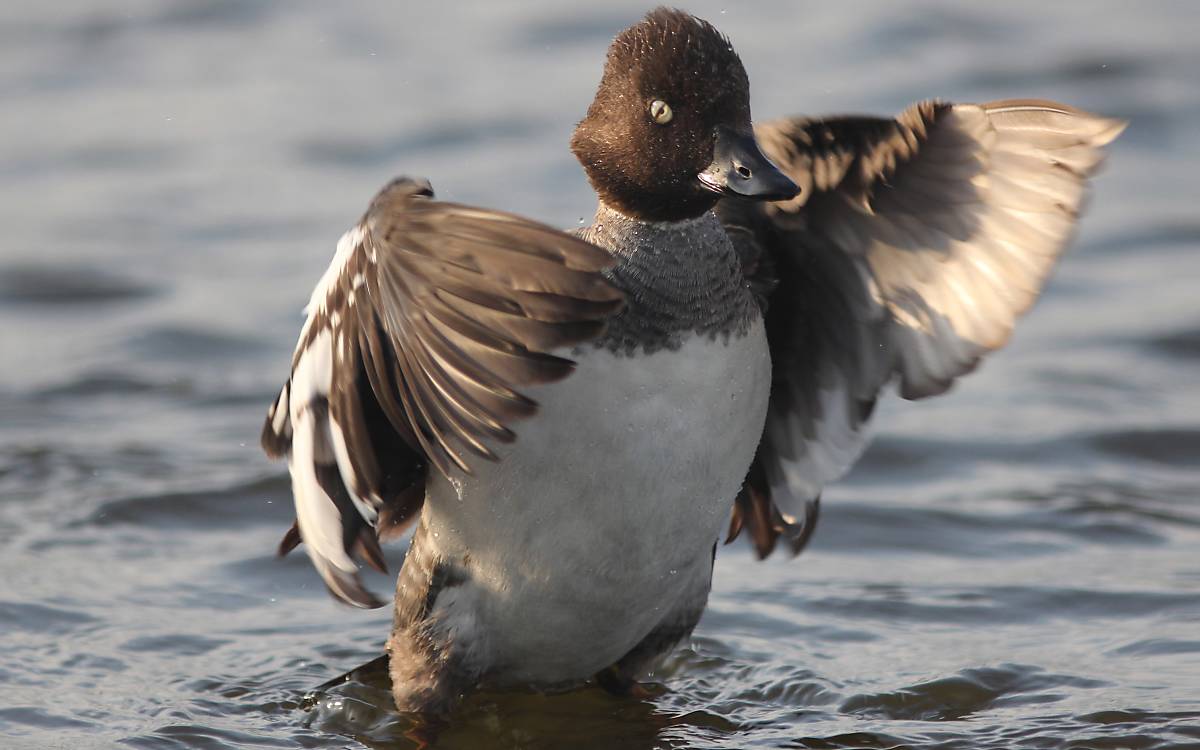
[421,319,771,684]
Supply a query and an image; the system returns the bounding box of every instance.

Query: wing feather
[260,177,621,605]
[719,99,1124,557]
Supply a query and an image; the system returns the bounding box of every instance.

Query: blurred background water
[1,1,1198,748]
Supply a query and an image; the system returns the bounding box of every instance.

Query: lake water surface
[2,2,1198,748]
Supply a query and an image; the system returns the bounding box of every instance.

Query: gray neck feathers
[576,203,758,356]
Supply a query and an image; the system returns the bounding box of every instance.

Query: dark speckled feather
[576,204,757,355]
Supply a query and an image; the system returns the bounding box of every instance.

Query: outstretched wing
[719,100,1125,558]
[262,177,622,606]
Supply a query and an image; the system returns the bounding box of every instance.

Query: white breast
[421,318,771,684]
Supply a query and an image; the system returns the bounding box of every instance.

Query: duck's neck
[575,202,759,356]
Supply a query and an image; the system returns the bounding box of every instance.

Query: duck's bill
[698,126,800,201]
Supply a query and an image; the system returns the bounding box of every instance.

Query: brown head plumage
[571,8,754,221]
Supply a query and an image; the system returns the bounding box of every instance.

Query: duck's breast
[421,318,771,683]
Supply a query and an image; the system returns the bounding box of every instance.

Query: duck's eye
[648,99,673,125]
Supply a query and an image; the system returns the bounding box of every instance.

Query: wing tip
[277,519,388,608]
[982,98,1129,148]
[277,521,302,557]
[780,496,822,558]
[261,384,293,459]
[261,421,290,459]
[315,557,387,609]
[727,469,824,561]
[1094,115,1130,147]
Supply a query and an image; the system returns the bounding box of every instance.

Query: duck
[260,7,1124,713]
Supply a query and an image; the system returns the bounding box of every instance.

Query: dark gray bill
[700,126,801,201]
[698,126,800,201]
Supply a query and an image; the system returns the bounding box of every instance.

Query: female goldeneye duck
[260,7,1124,713]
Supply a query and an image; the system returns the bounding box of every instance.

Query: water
[1,2,1198,748]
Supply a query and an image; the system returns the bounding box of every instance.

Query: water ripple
[0,264,158,305]
[0,601,98,634]
[1,2,1196,748]
[77,476,289,531]
[839,665,1106,721]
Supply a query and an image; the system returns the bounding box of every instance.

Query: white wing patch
[305,226,365,320]
[329,418,378,522]
[287,330,360,582]
[291,329,333,406]
[289,407,356,577]
[268,383,290,436]
[262,228,365,460]
[270,228,385,607]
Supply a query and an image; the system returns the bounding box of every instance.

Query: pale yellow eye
[649,99,673,125]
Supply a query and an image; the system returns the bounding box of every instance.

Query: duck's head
[571,7,798,222]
